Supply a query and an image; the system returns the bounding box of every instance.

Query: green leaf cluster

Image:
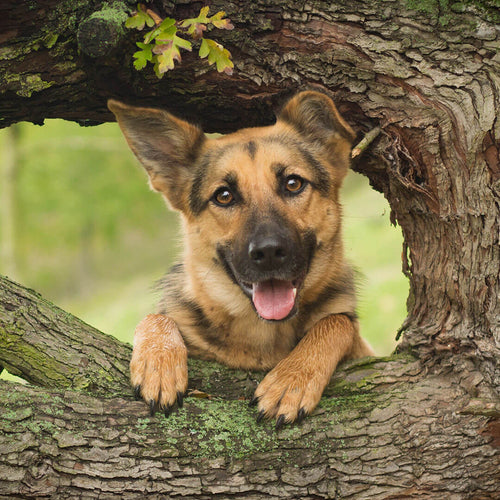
[126,4,234,78]
[199,39,234,75]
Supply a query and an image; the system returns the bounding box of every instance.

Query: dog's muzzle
[218,220,313,321]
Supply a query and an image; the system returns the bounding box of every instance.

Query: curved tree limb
[1,274,499,497]
[0,275,131,395]
[1,359,498,498]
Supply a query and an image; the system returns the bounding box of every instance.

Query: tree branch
[0,275,131,395]
[1,275,498,497]
[1,355,498,498]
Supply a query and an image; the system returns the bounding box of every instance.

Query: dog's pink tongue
[252,280,296,320]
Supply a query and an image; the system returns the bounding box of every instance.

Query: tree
[1,0,499,497]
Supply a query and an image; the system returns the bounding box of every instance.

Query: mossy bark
[0,0,499,497]
[0,276,131,395]
[0,287,498,498]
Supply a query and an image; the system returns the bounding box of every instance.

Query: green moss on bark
[406,0,500,23]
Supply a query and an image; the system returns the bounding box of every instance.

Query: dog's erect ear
[278,90,356,149]
[108,99,205,210]
[277,91,356,183]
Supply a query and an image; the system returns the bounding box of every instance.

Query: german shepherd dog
[108,91,373,427]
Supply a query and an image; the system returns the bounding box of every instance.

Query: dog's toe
[275,414,286,430]
[296,407,307,423]
[149,399,157,417]
[176,391,184,408]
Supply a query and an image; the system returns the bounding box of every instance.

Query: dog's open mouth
[241,278,302,321]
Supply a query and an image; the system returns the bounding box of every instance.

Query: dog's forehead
[203,125,330,183]
[209,135,300,170]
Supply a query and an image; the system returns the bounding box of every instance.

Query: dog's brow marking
[245,140,257,160]
[262,135,330,195]
[271,163,287,177]
[222,172,241,198]
[297,145,330,195]
[190,170,209,215]
[189,144,241,215]
[223,172,238,188]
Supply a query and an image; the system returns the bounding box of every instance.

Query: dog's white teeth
[292,287,297,299]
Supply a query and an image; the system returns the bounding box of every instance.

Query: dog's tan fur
[108,91,373,425]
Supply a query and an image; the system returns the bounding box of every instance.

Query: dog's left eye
[284,175,306,195]
[212,187,235,207]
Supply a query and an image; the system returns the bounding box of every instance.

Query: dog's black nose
[248,235,289,271]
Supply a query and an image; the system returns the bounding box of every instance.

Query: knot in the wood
[77,7,128,58]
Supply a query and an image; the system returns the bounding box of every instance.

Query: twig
[351,126,381,158]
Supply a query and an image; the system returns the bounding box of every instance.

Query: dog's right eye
[212,187,235,207]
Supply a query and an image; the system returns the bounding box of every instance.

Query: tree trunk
[1,0,499,497]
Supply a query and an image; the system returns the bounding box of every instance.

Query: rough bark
[1,0,499,498]
[0,276,131,395]
[1,276,498,498]
[2,365,498,500]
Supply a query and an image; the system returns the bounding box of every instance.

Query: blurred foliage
[0,120,407,377]
[342,172,408,354]
[0,120,179,310]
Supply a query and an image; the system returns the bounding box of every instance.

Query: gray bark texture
[0,0,499,498]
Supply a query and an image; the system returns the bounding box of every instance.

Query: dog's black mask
[217,218,316,321]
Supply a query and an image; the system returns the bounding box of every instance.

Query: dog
[108,90,373,427]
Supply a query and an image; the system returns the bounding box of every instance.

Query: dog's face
[109,91,355,321]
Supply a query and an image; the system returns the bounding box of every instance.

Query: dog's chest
[184,312,301,370]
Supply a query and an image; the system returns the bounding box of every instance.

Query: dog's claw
[249,395,259,407]
[134,385,142,400]
[256,409,265,423]
[177,391,184,408]
[275,414,286,430]
[162,404,173,417]
[297,407,307,423]
[149,399,157,416]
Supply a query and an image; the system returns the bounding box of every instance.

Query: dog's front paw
[130,314,188,416]
[252,356,329,429]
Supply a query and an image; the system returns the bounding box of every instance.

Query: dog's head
[109,91,355,321]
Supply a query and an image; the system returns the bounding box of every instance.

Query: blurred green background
[0,120,407,380]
